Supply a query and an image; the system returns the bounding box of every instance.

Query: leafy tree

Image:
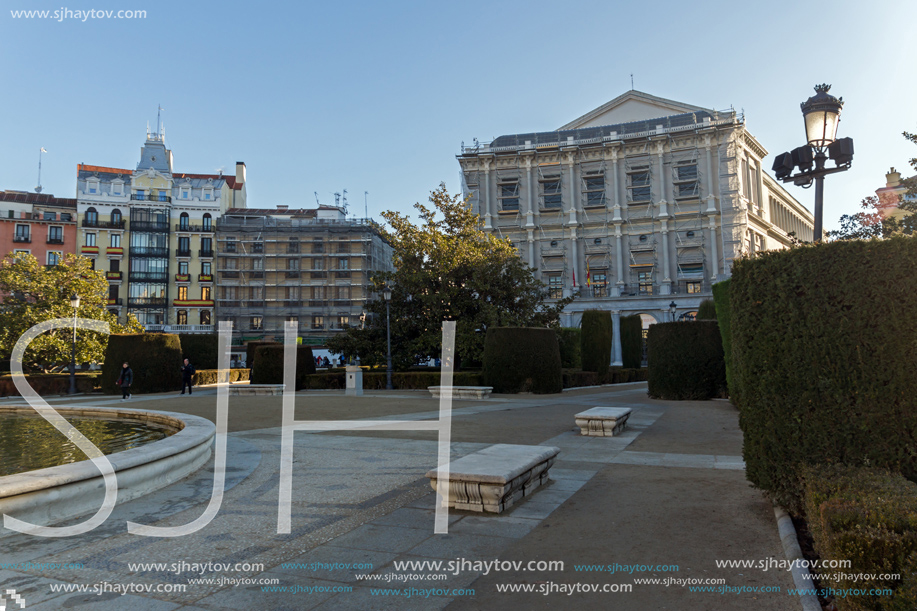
[327,184,573,370]
[0,253,143,371]
[829,128,917,240]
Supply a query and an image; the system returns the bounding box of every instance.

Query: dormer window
[182,189,190,200]
[88,179,100,194]
[203,188,213,200]
[112,179,123,196]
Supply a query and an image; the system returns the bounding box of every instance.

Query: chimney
[235,161,246,186]
[886,167,901,188]
[277,205,289,211]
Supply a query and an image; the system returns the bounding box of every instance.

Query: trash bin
[345,366,363,396]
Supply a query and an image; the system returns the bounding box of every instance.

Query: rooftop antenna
[364,191,368,219]
[630,73,634,90]
[156,104,163,138]
[35,147,47,193]
[334,192,341,207]
[314,191,320,206]
[342,189,348,214]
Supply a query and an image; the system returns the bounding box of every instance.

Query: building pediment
[558,90,711,130]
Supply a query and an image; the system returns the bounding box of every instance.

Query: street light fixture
[383,286,392,390]
[69,293,80,395]
[669,301,677,322]
[772,84,854,242]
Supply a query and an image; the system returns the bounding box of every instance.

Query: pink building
[0,191,78,266]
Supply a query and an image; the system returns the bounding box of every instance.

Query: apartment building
[0,191,77,266]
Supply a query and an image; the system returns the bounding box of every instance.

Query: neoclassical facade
[457,91,813,362]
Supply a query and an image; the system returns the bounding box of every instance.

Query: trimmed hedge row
[731,237,917,507]
[250,345,316,388]
[482,327,562,394]
[300,371,483,390]
[620,314,643,369]
[102,334,182,394]
[580,311,612,373]
[556,328,582,369]
[0,373,100,397]
[711,280,734,400]
[647,321,726,400]
[178,334,219,370]
[191,368,251,386]
[246,341,279,369]
[696,299,717,320]
[802,464,917,610]
[561,368,647,389]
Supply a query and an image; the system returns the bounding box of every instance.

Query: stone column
[660,217,672,295]
[482,158,492,230]
[524,156,535,230]
[611,310,623,366]
[614,224,624,295]
[527,229,535,269]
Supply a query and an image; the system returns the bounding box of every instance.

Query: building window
[110,259,120,272]
[88,183,97,194]
[674,164,699,198]
[179,261,189,275]
[338,258,348,270]
[200,310,211,325]
[110,233,121,248]
[312,240,324,254]
[583,174,605,207]
[288,238,300,253]
[250,316,263,330]
[224,239,237,253]
[14,225,29,241]
[287,258,299,270]
[60,213,72,222]
[743,157,759,207]
[85,233,97,247]
[548,274,563,299]
[337,241,349,254]
[628,169,651,202]
[179,213,189,230]
[111,209,122,225]
[592,272,607,297]
[89,258,95,270]
[203,189,212,200]
[43,211,56,221]
[158,191,168,202]
[48,226,63,243]
[181,189,190,200]
[135,190,145,199]
[112,183,122,196]
[686,282,702,294]
[678,263,704,278]
[201,237,213,254]
[177,286,188,300]
[498,180,520,212]
[541,178,562,209]
[202,214,212,231]
[312,258,324,271]
[252,241,263,254]
[85,207,98,225]
[202,261,211,275]
[335,315,349,329]
[176,310,188,325]
[178,236,190,253]
[637,269,653,294]
[47,251,61,266]
[201,286,211,300]
[312,315,324,330]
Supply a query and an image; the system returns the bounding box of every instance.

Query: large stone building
[214,206,393,364]
[76,126,246,329]
[457,90,813,362]
[875,167,915,221]
[0,191,77,266]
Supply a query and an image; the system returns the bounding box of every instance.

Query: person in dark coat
[117,362,133,400]
[180,358,195,395]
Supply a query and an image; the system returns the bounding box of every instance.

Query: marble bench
[229,384,285,396]
[425,444,560,513]
[428,386,493,399]
[575,406,633,437]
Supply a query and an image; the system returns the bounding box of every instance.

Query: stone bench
[427,386,493,399]
[575,406,633,437]
[425,444,560,513]
[229,384,285,396]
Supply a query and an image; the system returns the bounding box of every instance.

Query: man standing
[116,362,133,401]
[180,358,195,395]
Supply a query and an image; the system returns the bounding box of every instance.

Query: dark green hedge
[482,327,562,394]
[245,341,279,369]
[191,368,250,386]
[556,328,582,369]
[562,368,647,389]
[250,345,316,389]
[102,334,182,394]
[647,321,726,400]
[620,314,643,369]
[696,299,717,320]
[580,311,612,373]
[731,238,917,507]
[179,334,219,370]
[711,280,734,400]
[0,372,99,396]
[300,371,483,390]
[803,464,917,610]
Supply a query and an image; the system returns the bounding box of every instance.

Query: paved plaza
[0,383,797,610]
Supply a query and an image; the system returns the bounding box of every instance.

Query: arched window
[111,208,122,226]
[202,213,212,231]
[85,207,98,225]
[179,212,190,230]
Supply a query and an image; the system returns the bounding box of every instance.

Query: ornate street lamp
[383,287,392,390]
[69,293,80,395]
[772,85,854,242]
[668,301,677,322]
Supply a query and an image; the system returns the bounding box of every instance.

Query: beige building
[214,206,393,362]
[458,90,813,362]
[875,167,914,221]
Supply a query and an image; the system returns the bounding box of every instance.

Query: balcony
[174,224,213,233]
[144,324,214,334]
[106,271,123,281]
[217,300,265,309]
[129,272,169,283]
[130,246,169,257]
[285,271,301,278]
[130,221,170,232]
[175,273,191,282]
[173,299,215,307]
[220,271,240,279]
[106,247,124,255]
[80,246,99,254]
[46,237,64,245]
[198,274,213,282]
[199,249,214,258]
[127,297,168,308]
[82,219,125,229]
[107,298,123,306]
[131,193,172,203]
[334,270,350,279]
[13,235,30,243]
[175,249,192,257]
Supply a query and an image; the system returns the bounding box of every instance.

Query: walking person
[116,362,133,401]
[180,358,195,395]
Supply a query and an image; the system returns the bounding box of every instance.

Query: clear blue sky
[1,0,913,230]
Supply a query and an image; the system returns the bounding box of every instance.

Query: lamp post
[772,85,854,242]
[383,287,392,390]
[668,301,677,322]
[69,293,80,395]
